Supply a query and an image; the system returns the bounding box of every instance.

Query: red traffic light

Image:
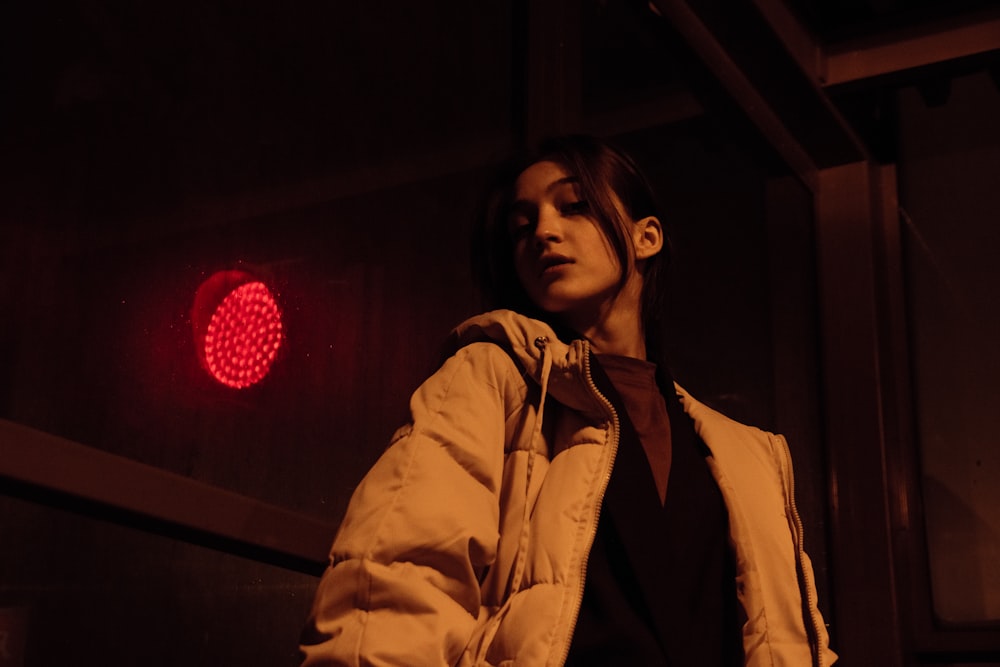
[192,271,284,389]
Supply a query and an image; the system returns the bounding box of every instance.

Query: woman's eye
[561,201,590,216]
[509,219,534,239]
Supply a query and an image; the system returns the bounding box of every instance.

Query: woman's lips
[538,255,573,276]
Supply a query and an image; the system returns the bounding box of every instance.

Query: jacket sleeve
[299,343,522,667]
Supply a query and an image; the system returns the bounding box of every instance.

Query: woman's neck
[567,274,648,360]
[580,315,647,359]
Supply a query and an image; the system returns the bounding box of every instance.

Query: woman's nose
[533,209,564,245]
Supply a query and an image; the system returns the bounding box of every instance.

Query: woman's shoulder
[448,309,565,350]
[444,309,570,376]
[432,339,530,397]
[449,339,525,372]
[677,385,779,451]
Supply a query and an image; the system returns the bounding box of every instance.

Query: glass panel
[899,70,1000,625]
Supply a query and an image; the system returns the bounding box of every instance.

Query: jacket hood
[447,309,609,417]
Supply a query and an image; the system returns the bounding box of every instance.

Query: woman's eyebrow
[545,176,579,194]
[510,176,581,211]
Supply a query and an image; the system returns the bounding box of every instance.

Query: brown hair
[472,134,671,355]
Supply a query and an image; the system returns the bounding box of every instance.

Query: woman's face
[508,160,625,328]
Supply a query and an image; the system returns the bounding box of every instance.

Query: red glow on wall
[193,271,284,389]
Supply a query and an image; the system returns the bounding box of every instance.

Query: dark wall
[0,164,489,667]
[0,3,838,665]
[2,168,485,514]
[0,124,817,666]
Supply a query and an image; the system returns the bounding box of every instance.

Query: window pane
[900,70,1000,625]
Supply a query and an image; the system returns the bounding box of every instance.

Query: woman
[299,135,837,666]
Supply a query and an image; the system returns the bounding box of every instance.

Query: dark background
[2,0,999,664]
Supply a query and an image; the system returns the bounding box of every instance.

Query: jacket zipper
[779,434,826,667]
[555,342,621,667]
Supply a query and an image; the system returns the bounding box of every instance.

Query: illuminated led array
[203,281,284,388]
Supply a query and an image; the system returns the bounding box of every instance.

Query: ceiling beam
[751,0,824,85]
[821,8,1000,87]
[651,0,868,192]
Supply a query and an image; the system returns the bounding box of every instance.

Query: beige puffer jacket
[300,310,837,666]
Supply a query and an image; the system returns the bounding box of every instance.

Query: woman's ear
[633,216,664,261]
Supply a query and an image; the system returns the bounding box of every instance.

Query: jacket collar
[447,309,609,417]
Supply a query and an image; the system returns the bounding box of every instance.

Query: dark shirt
[565,355,743,666]
[597,354,672,504]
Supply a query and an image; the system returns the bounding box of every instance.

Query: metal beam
[752,0,824,84]
[0,418,336,574]
[814,162,905,665]
[651,0,868,192]
[822,9,1000,87]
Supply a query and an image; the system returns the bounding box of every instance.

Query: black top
[565,355,743,666]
